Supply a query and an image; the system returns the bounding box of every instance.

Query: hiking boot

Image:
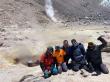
[80,69,89,77]
[92,71,101,76]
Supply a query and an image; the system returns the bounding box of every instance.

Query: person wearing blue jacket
[70,39,87,72]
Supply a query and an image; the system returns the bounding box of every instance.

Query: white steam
[45,0,57,22]
[101,0,110,7]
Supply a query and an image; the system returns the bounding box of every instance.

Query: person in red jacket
[40,46,58,78]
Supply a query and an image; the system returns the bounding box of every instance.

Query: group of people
[39,36,109,78]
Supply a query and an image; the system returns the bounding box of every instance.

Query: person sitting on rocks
[53,46,68,73]
[40,46,58,78]
[70,39,88,77]
[86,36,109,76]
[62,40,71,68]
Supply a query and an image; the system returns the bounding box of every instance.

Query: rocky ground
[0,25,110,82]
[0,0,110,82]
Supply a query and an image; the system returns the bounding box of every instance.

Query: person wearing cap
[53,46,68,73]
[86,36,109,75]
[40,46,58,78]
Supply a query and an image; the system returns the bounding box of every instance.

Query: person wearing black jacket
[86,36,109,75]
[62,40,71,68]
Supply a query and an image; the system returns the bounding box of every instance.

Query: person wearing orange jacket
[53,46,68,73]
[40,46,58,78]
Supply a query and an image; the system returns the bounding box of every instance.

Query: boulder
[102,47,110,52]
[19,75,50,82]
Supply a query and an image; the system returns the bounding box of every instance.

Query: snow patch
[101,0,110,7]
[44,0,57,22]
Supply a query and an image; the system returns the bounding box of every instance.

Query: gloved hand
[97,35,104,40]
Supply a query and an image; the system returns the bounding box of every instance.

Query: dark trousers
[57,63,68,73]
[64,55,71,67]
[71,58,87,71]
[88,63,109,74]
